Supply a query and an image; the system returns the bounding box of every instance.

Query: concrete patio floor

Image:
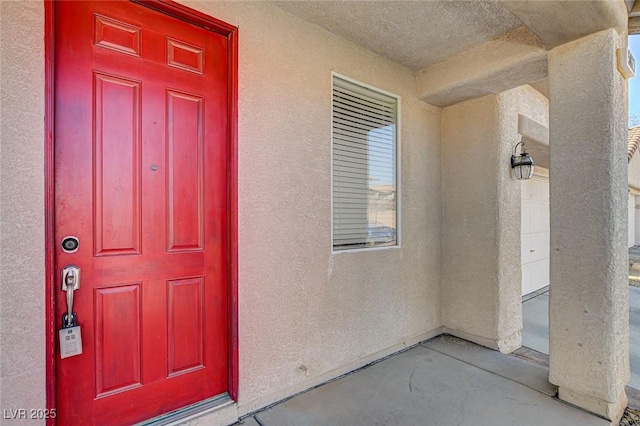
[522,286,640,390]
[236,335,608,426]
[232,251,640,426]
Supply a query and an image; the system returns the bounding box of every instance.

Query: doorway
[49,1,237,423]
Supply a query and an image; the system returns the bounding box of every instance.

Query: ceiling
[275,0,523,71]
[274,0,629,72]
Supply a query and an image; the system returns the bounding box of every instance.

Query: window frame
[330,72,402,254]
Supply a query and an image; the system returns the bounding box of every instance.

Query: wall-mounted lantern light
[511,140,535,180]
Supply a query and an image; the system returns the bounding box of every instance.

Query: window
[332,74,399,251]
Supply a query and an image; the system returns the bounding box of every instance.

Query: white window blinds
[332,75,398,251]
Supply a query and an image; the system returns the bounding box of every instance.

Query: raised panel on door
[167,277,205,376]
[93,72,142,256]
[94,284,142,397]
[166,90,204,252]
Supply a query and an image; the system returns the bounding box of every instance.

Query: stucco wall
[0,0,442,420]
[0,1,46,423]
[441,94,503,345]
[504,85,549,129]
[548,29,629,419]
[178,1,442,412]
[441,85,547,352]
[496,85,548,336]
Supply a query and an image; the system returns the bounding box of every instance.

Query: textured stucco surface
[441,85,547,353]
[0,1,47,423]
[416,27,547,108]
[496,86,549,341]
[518,113,550,169]
[442,95,504,347]
[273,0,522,71]
[502,0,628,48]
[548,29,629,421]
[179,0,443,415]
[273,1,628,72]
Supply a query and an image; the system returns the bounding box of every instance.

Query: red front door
[54,1,229,424]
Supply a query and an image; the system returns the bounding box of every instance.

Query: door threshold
[136,393,234,426]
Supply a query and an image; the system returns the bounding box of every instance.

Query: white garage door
[521,176,550,296]
[629,193,636,248]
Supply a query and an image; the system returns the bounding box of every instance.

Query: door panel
[54,1,229,424]
[94,284,142,397]
[94,72,142,255]
[166,90,205,251]
[167,277,205,376]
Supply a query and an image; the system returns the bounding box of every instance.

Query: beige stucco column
[441,91,524,354]
[548,29,629,422]
[441,85,546,354]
